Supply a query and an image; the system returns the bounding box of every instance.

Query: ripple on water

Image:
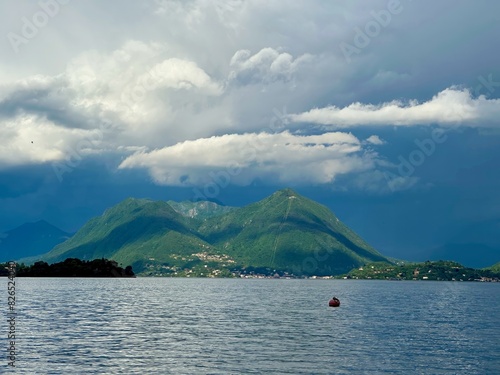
[1,278,499,374]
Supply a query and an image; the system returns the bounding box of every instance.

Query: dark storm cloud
[0,80,95,130]
[0,0,499,262]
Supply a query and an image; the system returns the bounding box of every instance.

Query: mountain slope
[35,198,216,271]
[486,261,500,273]
[0,220,72,262]
[198,188,387,275]
[422,243,500,269]
[167,200,235,220]
[32,189,389,276]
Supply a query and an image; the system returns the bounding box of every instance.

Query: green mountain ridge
[486,261,500,273]
[344,260,500,281]
[420,243,500,269]
[25,189,390,276]
[33,198,214,270]
[198,188,386,275]
[167,200,236,220]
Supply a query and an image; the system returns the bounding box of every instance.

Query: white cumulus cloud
[365,135,385,145]
[0,115,106,168]
[289,88,500,128]
[229,47,313,84]
[118,131,376,186]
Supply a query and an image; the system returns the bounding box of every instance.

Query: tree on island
[0,258,135,277]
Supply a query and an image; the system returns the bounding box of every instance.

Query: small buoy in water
[329,297,340,307]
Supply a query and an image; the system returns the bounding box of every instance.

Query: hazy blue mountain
[0,220,72,262]
[422,243,500,269]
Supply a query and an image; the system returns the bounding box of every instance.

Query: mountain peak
[274,188,300,198]
[8,219,63,233]
[1,221,71,262]
[277,187,297,194]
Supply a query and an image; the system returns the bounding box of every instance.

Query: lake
[3,278,499,374]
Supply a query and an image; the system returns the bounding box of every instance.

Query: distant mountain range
[419,243,500,269]
[19,189,388,276]
[11,189,500,275]
[0,220,72,262]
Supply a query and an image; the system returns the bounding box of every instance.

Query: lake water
[2,278,499,374]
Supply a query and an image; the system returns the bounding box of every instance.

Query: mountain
[198,188,387,275]
[29,189,389,276]
[33,198,216,272]
[345,260,500,281]
[486,261,500,273]
[167,200,236,220]
[0,220,72,262]
[421,243,500,269]
[415,220,500,268]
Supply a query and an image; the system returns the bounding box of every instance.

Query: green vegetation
[198,188,387,275]
[20,188,389,276]
[342,260,500,281]
[167,200,235,220]
[0,258,135,277]
[26,198,216,271]
[486,261,500,273]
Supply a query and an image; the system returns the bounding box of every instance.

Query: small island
[0,258,135,278]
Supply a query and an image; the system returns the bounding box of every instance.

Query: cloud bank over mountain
[0,0,499,262]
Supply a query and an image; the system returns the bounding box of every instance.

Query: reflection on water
[2,278,499,374]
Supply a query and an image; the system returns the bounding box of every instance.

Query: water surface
[3,278,499,374]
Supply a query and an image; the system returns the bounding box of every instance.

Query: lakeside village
[2,253,497,281]
[139,253,500,282]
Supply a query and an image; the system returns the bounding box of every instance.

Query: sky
[0,0,499,263]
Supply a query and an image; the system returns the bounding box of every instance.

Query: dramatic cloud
[365,135,385,145]
[0,114,105,168]
[119,131,378,186]
[289,88,500,128]
[0,40,318,169]
[229,48,313,85]
[0,0,498,194]
[0,0,499,264]
[62,40,225,137]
